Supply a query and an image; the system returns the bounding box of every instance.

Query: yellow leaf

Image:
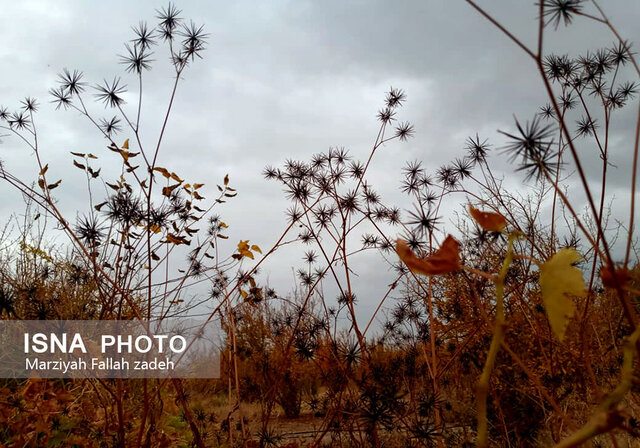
[539,248,586,341]
[153,167,171,178]
[122,138,129,149]
[48,179,62,190]
[236,240,255,259]
[166,233,189,245]
[162,184,181,197]
[251,245,262,254]
[118,150,138,163]
[39,164,48,176]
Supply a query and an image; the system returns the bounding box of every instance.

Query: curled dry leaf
[396,235,461,276]
[599,265,632,289]
[469,204,507,232]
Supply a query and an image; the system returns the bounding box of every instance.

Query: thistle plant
[0,1,639,447]
[0,4,261,447]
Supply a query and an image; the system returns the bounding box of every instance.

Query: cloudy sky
[1,1,638,328]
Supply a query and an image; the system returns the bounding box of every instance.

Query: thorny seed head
[436,165,459,189]
[618,81,638,100]
[298,229,314,244]
[286,180,311,203]
[559,92,576,110]
[339,190,359,214]
[131,21,157,51]
[465,134,490,164]
[337,291,357,306]
[422,190,438,206]
[297,270,313,287]
[575,116,597,137]
[588,78,607,97]
[99,116,122,136]
[401,175,420,195]
[403,160,424,180]
[94,77,127,108]
[362,234,381,248]
[147,206,171,228]
[303,250,317,264]
[8,111,30,130]
[543,54,575,82]
[348,160,365,179]
[499,115,555,163]
[21,97,38,112]
[385,206,401,225]
[75,214,106,248]
[310,153,327,170]
[519,141,559,181]
[328,147,350,165]
[594,48,614,74]
[49,87,73,110]
[177,20,208,63]
[57,68,86,95]
[538,104,555,120]
[402,231,425,252]
[314,204,336,228]
[395,121,415,141]
[188,259,205,278]
[362,184,380,204]
[606,91,626,109]
[540,0,584,30]
[105,191,143,227]
[372,206,387,222]
[377,107,396,123]
[407,205,441,238]
[453,157,473,180]
[262,165,279,180]
[120,43,153,74]
[385,87,406,109]
[156,3,182,41]
[499,116,558,182]
[609,41,632,67]
[286,206,302,223]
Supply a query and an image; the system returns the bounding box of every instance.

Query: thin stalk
[476,232,518,448]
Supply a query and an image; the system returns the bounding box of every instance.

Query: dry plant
[0,1,639,448]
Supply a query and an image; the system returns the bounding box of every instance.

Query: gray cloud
[1,0,638,327]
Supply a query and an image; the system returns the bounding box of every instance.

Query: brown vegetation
[1,1,640,447]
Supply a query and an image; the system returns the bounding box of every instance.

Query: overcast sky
[1,1,638,329]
